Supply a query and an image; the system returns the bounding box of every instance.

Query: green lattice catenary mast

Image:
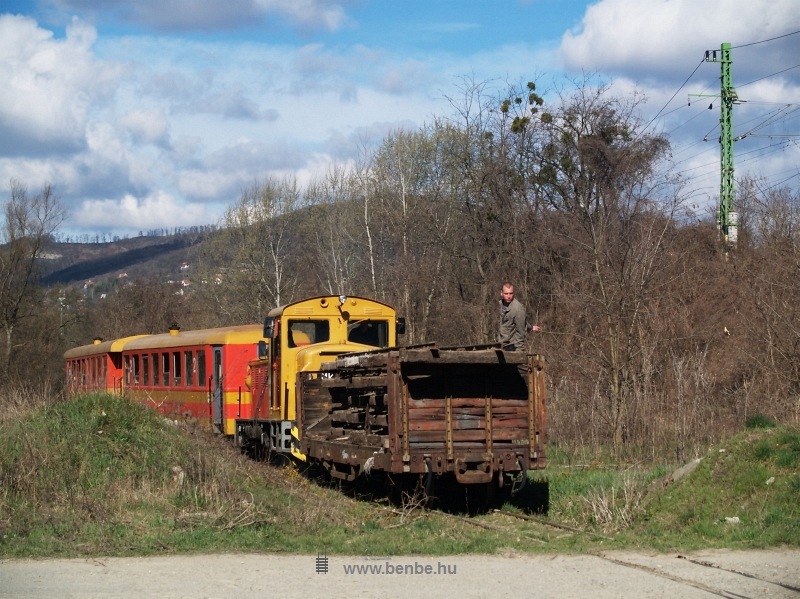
[706,42,738,249]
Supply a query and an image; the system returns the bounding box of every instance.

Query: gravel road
[1,548,799,598]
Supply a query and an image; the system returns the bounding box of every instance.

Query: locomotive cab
[234,295,400,459]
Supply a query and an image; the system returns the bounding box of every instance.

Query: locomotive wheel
[270,452,292,467]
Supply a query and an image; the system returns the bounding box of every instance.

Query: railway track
[676,555,800,594]
[595,553,800,599]
[447,510,800,598]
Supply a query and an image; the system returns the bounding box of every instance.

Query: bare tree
[195,176,301,323]
[441,77,549,343]
[371,124,463,343]
[305,164,361,296]
[536,82,678,456]
[88,278,187,338]
[351,137,381,298]
[0,180,66,383]
[737,179,800,419]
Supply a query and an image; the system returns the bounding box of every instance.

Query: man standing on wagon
[498,281,538,351]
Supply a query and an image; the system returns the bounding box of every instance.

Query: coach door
[212,346,223,430]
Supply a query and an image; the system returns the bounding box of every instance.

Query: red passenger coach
[64,335,148,395]
[120,325,264,435]
[65,325,266,435]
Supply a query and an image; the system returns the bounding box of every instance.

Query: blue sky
[1,0,798,238]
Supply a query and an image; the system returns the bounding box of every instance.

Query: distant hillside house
[180,262,190,271]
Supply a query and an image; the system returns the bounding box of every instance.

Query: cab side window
[287,320,330,348]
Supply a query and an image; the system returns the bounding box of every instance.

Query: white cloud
[177,168,242,202]
[72,191,217,232]
[376,60,436,95]
[174,136,314,201]
[559,0,800,79]
[0,15,122,156]
[254,0,349,32]
[120,108,170,145]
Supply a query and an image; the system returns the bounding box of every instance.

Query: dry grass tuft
[582,474,648,531]
[0,383,61,423]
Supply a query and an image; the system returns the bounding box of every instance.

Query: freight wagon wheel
[431,477,495,514]
[510,477,549,515]
[464,483,495,515]
[493,476,514,508]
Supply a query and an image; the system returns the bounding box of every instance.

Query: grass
[635,425,800,550]
[1,391,798,557]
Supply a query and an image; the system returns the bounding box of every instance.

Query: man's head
[501,282,515,305]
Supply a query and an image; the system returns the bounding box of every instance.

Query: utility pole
[704,42,738,249]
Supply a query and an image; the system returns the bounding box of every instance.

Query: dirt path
[1,548,799,598]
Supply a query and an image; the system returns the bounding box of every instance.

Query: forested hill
[39,233,207,286]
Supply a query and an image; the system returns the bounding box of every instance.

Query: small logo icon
[315,546,329,574]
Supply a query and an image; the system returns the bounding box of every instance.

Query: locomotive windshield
[347,319,388,347]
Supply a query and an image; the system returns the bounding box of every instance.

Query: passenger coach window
[142,354,150,386]
[185,351,194,387]
[173,352,181,386]
[152,353,159,386]
[162,353,170,386]
[132,355,140,385]
[197,350,206,386]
